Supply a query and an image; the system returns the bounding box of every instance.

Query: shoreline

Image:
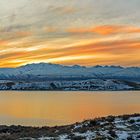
[0,114,139,140]
[0,79,140,91]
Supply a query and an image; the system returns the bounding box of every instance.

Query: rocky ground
[0,114,139,140]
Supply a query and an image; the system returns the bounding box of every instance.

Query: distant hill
[0,63,140,81]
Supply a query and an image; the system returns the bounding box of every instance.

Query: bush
[122,115,130,120]
[107,116,115,122]
[89,120,100,126]
[71,136,85,140]
[109,130,117,138]
[129,119,135,124]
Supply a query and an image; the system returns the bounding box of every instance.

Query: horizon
[0,0,140,67]
[0,62,140,69]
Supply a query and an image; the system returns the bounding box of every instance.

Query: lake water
[0,91,139,126]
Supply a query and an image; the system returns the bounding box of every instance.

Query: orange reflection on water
[0,91,139,126]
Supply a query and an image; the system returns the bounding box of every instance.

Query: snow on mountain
[0,63,140,81]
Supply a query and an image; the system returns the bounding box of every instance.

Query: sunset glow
[0,0,140,67]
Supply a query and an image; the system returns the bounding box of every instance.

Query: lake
[0,91,139,126]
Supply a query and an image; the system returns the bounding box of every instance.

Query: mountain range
[0,63,140,90]
[0,63,140,81]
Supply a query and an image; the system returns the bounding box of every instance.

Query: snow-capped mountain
[0,63,140,81]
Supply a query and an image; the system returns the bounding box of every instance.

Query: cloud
[0,40,7,46]
[51,6,77,15]
[0,0,140,67]
[15,31,32,37]
[43,26,58,33]
[1,35,140,67]
[68,25,140,35]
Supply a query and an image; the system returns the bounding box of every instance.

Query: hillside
[0,114,139,140]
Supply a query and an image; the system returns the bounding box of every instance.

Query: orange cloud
[15,31,32,37]
[61,7,77,14]
[68,25,140,35]
[0,40,7,46]
[0,24,140,67]
[44,26,58,33]
[1,37,140,67]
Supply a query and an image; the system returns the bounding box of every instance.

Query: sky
[0,0,140,67]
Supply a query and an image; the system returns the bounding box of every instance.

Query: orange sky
[0,0,140,67]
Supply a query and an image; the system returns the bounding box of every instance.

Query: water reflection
[0,91,139,126]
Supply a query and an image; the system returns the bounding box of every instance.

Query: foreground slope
[0,114,139,140]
